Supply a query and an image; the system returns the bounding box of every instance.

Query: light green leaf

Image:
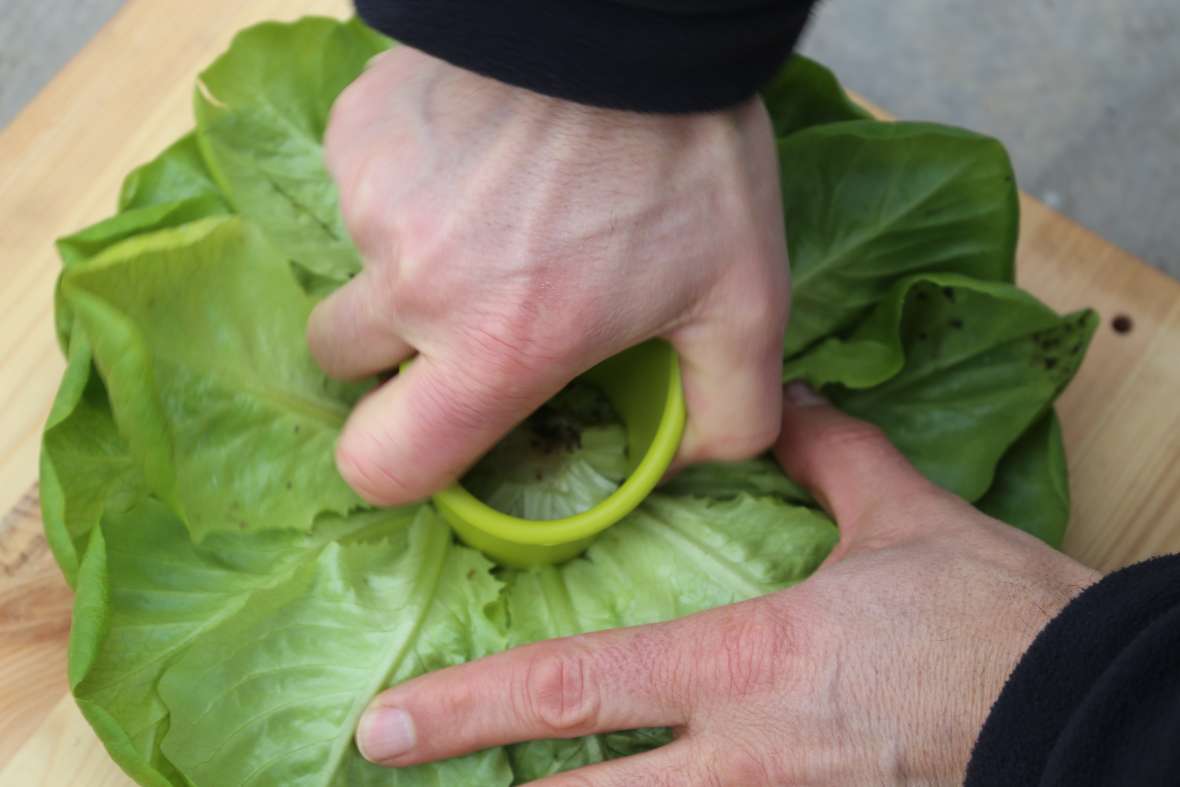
[781,121,1018,355]
[71,502,320,784]
[40,330,144,585]
[157,506,509,787]
[57,133,229,270]
[62,217,368,538]
[118,132,228,212]
[69,501,437,786]
[194,18,391,283]
[658,456,811,504]
[54,132,230,349]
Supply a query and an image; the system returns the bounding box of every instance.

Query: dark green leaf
[781,121,1018,355]
[977,411,1071,546]
[761,54,870,138]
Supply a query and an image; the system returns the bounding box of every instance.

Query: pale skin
[354,385,1099,785]
[315,48,1100,785]
[308,47,789,505]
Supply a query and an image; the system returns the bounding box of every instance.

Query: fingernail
[784,380,827,407]
[357,707,416,762]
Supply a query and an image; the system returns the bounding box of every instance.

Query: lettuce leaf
[760,54,870,138]
[62,217,368,539]
[786,273,1096,501]
[40,330,144,585]
[977,412,1072,545]
[780,122,1018,355]
[194,18,388,284]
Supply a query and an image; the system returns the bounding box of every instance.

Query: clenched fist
[309,47,789,505]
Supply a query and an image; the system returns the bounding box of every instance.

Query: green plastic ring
[424,340,685,567]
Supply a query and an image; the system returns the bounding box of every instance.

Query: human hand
[353,384,1099,785]
[308,47,789,505]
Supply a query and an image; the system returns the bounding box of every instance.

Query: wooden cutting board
[1,0,1178,784]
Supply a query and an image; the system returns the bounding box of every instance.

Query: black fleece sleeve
[966,554,1180,786]
[354,0,819,112]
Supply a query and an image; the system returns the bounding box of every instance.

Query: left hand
[354,384,1099,785]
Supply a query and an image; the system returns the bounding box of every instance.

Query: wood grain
[0,486,72,767]
[0,0,1177,782]
[1016,197,1180,568]
[0,696,132,787]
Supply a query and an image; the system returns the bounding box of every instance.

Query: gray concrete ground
[1,0,124,127]
[2,0,1177,277]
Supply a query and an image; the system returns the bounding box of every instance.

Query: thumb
[774,382,946,545]
[671,296,787,466]
[334,352,561,506]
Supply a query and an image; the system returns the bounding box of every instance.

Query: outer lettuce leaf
[761,54,870,138]
[118,132,228,212]
[782,271,1095,508]
[70,502,329,785]
[71,502,509,787]
[39,330,144,585]
[57,134,230,269]
[54,133,231,349]
[781,122,1018,355]
[782,273,1067,390]
[56,199,227,270]
[194,18,390,283]
[157,507,510,786]
[62,217,368,539]
[504,495,837,781]
[829,291,1097,501]
[977,412,1071,546]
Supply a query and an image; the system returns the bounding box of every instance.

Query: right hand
[308,47,790,505]
[354,383,1100,784]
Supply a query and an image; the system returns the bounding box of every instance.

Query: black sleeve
[966,554,1180,787]
[354,0,820,112]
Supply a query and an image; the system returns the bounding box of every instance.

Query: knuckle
[324,93,362,176]
[515,645,601,737]
[335,164,390,256]
[740,289,788,338]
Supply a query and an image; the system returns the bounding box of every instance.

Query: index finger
[355,623,694,768]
